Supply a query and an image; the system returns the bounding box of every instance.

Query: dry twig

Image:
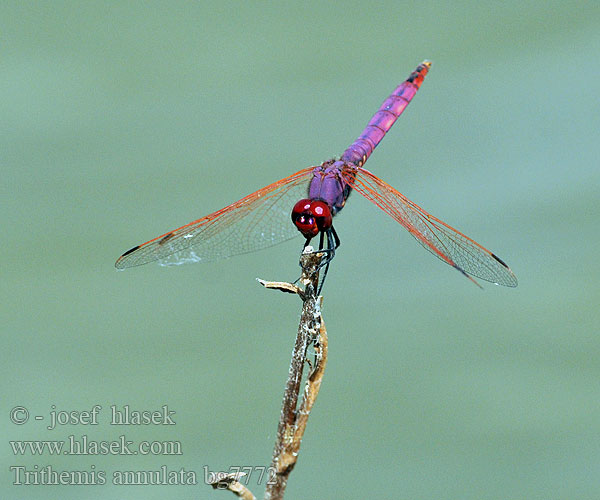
[262,247,327,500]
[207,472,256,500]
[209,247,328,500]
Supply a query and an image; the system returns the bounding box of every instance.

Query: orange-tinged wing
[115,167,314,269]
[343,167,518,287]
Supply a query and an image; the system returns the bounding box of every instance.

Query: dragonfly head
[291,199,332,238]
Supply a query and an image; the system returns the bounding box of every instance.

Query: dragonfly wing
[115,167,314,269]
[343,167,518,287]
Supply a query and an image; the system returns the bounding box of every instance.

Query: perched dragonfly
[116,61,517,288]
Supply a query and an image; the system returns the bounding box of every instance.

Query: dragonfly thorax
[291,199,333,238]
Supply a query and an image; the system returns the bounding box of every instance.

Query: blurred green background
[2,1,599,499]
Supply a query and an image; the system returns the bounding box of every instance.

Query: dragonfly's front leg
[317,226,339,265]
[315,227,340,294]
[297,228,339,293]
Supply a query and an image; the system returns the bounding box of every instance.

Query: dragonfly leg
[318,231,325,252]
[316,227,339,294]
[317,226,339,268]
[295,227,339,293]
[331,225,340,249]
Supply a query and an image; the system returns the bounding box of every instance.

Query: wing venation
[343,167,517,287]
[115,167,314,269]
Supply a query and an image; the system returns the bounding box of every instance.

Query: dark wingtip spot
[491,253,510,269]
[159,232,174,245]
[121,245,140,258]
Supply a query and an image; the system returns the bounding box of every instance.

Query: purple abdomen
[341,61,431,167]
[306,62,431,218]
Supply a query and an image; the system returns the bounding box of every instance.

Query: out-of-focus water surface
[2,2,599,499]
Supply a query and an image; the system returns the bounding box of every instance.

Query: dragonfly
[116,61,517,289]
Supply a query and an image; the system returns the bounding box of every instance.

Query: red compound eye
[291,199,332,238]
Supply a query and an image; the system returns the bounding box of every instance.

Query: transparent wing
[343,167,517,287]
[115,167,314,269]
